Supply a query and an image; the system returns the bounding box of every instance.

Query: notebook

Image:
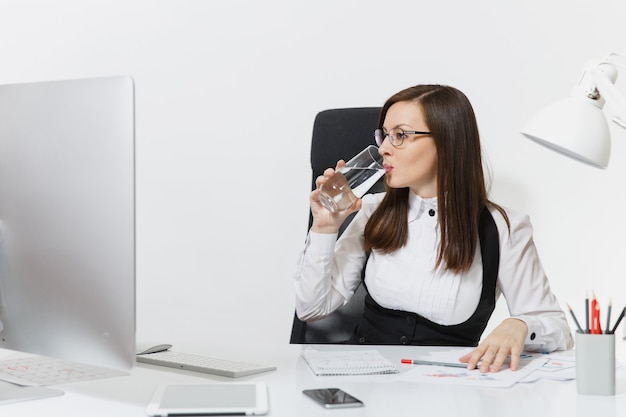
[302,348,398,376]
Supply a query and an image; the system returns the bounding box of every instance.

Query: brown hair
[364,85,507,273]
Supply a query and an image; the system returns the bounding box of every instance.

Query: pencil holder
[575,332,615,395]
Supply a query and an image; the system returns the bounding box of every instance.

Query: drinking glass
[318,145,384,213]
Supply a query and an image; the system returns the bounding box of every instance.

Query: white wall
[1,0,625,346]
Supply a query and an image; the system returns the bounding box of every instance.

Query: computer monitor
[0,76,135,372]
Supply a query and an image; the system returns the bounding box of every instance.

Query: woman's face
[379,101,438,198]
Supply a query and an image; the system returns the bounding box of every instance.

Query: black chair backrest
[290,107,383,344]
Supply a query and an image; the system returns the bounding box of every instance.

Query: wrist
[311,224,340,234]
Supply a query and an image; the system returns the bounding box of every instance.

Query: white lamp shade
[521,96,611,169]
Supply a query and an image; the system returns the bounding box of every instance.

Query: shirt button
[359,337,366,344]
[530,332,536,341]
[428,209,435,217]
[400,336,409,344]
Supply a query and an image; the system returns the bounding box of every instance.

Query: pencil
[401,359,467,369]
[566,303,584,333]
[605,299,612,335]
[609,306,625,335]
[585,292,590,333]
[590,302,602,334]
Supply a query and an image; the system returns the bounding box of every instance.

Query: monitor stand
[0,381,63,405]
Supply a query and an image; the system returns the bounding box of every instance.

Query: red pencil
[590,297,602,334]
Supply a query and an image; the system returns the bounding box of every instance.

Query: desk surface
[1,343,625,417]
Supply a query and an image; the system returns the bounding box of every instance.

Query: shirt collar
[408,190,438,222]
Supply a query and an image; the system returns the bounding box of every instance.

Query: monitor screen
[0,76,135,371]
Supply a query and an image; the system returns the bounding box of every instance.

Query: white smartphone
[303,388,364,408]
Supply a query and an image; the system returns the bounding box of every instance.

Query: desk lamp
[521,52,626,169]
[521,53,626,341]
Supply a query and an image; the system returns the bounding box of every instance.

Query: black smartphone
[303,388,364,408]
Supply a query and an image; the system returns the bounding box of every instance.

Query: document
[396,348,548,388]
[518,357,576,383]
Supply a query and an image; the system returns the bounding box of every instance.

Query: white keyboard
[136,350,276,378]
[0,356,127,386]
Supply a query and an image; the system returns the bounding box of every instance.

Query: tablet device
[146,382,269,416]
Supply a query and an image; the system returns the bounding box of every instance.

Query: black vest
[348,207,500,346]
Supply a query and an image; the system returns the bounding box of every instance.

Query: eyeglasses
[374,128,431,147]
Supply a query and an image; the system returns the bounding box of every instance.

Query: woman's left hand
[458,318,528,372]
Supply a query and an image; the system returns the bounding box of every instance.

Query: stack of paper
[395,348,549,388]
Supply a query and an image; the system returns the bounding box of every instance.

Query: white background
[1,0,625,346]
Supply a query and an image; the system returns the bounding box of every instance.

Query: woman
[293,84,573,372]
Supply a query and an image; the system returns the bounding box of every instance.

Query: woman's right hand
[310,161,362,234]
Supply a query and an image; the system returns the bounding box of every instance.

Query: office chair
[289,107,384,344]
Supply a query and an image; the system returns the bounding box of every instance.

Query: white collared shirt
[293,192,573,351]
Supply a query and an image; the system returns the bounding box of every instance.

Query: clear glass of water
[318,145,384,213]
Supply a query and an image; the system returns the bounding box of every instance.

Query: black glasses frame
[374,128,431,147]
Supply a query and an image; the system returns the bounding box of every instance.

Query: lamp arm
[605,52,626,67]
[590,57,626,129]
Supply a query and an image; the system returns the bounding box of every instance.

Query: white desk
[1,343,625,417]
